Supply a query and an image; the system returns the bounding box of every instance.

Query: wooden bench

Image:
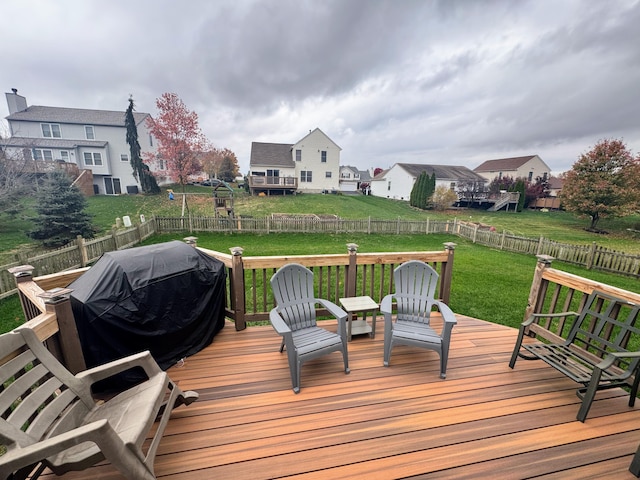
[509,290,640,422]
[0,327,198,479]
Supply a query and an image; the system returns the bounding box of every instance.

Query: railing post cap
[536,254,554,264]
[444,242,457,250]
[8,265,35,277]
[230,246,244,256]
[38,287,74,304]
[183,236,198,245]
[347,243,359,252]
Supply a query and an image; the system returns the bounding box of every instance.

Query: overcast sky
[2,0,639,174]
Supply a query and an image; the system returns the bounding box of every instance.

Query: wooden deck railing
[8,244,638,374]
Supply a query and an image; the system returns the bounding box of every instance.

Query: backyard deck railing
[8,239,640,375]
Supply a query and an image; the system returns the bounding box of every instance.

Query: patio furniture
[381,260,457,379]
[339,295,378,341]
[269,263,350,393]
[509,290,640,422]
[0,326,198,480]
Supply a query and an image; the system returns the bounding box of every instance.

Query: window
[325,171,332,178]
[528,171,533,182]
[104,177,122,195]
[83,152,103,166]
[85,126,95,140]
[120,154,129,162]
[33,149,53,161]
[388,181,391,191]
[41,123,61,138]
[60,151,69,161]
[158,159,166,170]
[450,182,456,191]
[149,134,153,146]
[296,149,301,161]
[321,150,327,163]
[300,171,312,182]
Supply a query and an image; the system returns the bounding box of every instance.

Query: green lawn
[2,191,638,334]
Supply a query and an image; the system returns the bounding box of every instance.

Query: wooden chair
[0,327,198,480]
[381,260,457,378]
[510,290,640,422]
[269,263,350,393]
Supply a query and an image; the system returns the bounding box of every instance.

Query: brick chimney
[6,88,28,114]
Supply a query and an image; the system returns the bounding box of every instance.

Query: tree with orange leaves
[145,93,208,193]
[561,139,640,231]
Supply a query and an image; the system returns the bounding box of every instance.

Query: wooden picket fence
[2,214,639,299]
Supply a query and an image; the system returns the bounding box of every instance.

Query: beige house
[249,128,341,194]
[474,155,550,184]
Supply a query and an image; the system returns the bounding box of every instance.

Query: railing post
[524,255,554,323]
[38,288,86,374]
[183,236,198,247]
[230,247,246,331]
[346,243,358,297]
[440,243,456,304]
[8,265,40,320]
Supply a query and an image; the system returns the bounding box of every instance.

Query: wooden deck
[42,314,640,479]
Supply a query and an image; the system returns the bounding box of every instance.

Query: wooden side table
[339,296,379,341]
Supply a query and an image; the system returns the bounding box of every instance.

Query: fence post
[440,243,456,304]
[346,243,358,297]
[230,246,246,331]
[472,224,478,243]
[76,235,88,267]
[524,255,554,324]
[38,288,87,374]
[587,242,596,269]
[536,236,544,255]
[111,227,118,251]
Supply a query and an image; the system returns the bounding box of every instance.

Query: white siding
[292,129,340,193]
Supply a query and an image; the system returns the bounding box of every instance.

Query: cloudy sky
[1,0,639,174]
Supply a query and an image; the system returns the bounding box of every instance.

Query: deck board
[39,314,640,479]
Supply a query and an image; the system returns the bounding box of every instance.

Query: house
[3,89,162,195]
[248,128,341,194]
[369,163,487,202]
[474,155,551,184]
[547,175,564,197]
[339,165,372,193]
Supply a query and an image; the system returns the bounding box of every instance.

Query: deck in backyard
[41,314,640,479]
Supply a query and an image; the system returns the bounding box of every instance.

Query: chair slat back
[393,261,439,324]
[0,330,90,450]
[567,291,640,371]
[271,263,317,331]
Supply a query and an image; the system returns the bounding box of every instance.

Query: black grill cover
[70,241,226,387]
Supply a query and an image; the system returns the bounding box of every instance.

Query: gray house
[3,89,162,194]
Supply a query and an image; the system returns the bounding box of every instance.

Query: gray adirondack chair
[0,327,198,480]
[269,263,350,393]
[381,260,457,378]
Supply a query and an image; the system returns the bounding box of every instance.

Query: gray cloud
[1,0,639,174]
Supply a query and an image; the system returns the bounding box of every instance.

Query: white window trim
[41,123,61,138]
[85,125,95,140]
[83,152,103,166]
[120,153,129,162]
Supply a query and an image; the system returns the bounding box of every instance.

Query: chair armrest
[522,311,579,327]
[76,351,162,385]
[0,419,113,475]
[596,350,640,371]
[269,308,292,335]
[315,298,347,321]
[434,301,457,325]
[380,294,394,315]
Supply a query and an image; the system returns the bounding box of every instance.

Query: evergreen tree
[125,97,160,194]
[512,179,526,212]
[29,170,95,247]
[410,172,423,207]
[426,173,437,208]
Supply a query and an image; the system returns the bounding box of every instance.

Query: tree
[561,139,640,231]
[145,93,207,191]
[218,148,240,182]
[373,167,384,177]
[0,135,37,218]
[29,170,95,247]
[431,185,459,211]
[511,179,526,212]
[125,97,160,194]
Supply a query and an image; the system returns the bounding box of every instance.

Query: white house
[474,155,551,184]
[249,128,341,194]
[3,89,162,195]
[370,163,487,201]
[339,165,372,192]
